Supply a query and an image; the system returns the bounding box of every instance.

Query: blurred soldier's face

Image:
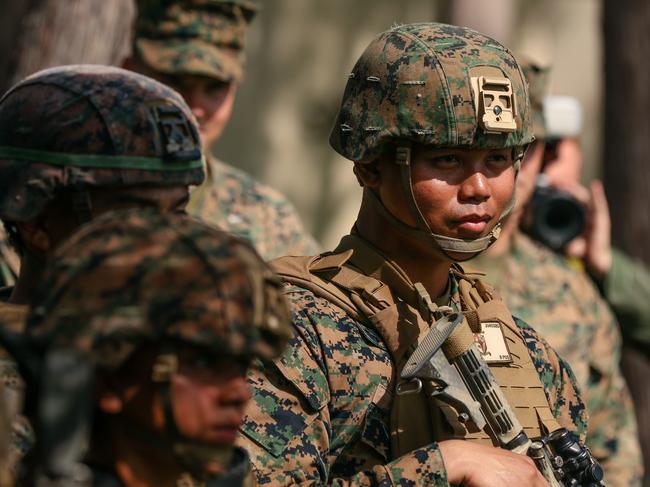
[158,74,238,148]
[98,345,252,476]
[371,146,515,244]
[170,349,252,449]
[542,137,582,190]
[123,55,237,148]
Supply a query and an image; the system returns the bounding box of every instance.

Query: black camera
[522,177,586,251]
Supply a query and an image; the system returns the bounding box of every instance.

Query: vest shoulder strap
[270,253,372,325]
[452,263,522,337]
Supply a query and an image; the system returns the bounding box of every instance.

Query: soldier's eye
[205,80,231,96]
[430,154,460,168]
[486,153,511,168]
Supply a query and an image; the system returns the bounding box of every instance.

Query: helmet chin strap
[364,144,522,262]
[149,348,236,477]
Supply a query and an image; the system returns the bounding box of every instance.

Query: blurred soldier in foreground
[124,0,319,260]
[470,60,643,485]
[10,209,292,485]
[239,23,591,486]
[0,64,205,476]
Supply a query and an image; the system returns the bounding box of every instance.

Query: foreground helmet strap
[150,347,236,475]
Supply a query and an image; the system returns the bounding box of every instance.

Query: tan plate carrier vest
[272,234,562,458]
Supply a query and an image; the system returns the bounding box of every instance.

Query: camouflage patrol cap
[26,208,292,370]
[0,65,205,222]
[519,56,551,139]
[330,22,534,162]
[134,0,259,82]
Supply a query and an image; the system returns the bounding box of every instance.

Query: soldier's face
[542,137,582,190]
[377,146,515,241]
[98,346,252,475]
[124,57,237,147]
[170,350,252,449]
[166,75,238,147]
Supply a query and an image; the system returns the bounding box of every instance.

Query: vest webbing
[271,235,561,457]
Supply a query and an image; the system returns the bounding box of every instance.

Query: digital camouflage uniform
[18,209,292,485]
[0,64,206,479]
[471,58,643,485]
[238,23,589,486]
[133,0,320,260]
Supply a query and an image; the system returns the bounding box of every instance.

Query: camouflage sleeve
[188,158,320,261]
[253,182,321,259]
[575,282,644,486]
[605,248,650,356]
[238,288,448,486]
[514,317,589,442]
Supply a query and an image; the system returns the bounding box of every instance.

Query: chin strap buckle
[395,146,411,166]
[152,353,178,383]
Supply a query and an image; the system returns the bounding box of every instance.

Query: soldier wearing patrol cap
[0,64,205,474]
[123,0,320,260]
[238,23,590,486]
[8,208,292,486]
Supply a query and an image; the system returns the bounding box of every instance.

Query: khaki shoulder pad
[270,254,367,325]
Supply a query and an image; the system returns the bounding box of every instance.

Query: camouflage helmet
[331,22,533,160]
[0,65,205,223]
[330,23,533,259]
[27,208,292,366]
[134,0,259,82]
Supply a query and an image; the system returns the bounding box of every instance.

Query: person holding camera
[539,98,650,359]
[469,58,643,485]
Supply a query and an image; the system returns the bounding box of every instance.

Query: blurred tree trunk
[0,0,134,94]
[447,0,517,45]
[604,0,650,485]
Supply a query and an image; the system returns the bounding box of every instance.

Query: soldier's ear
[14,221,51,255]
[96,377,125,415]
[353,160,382,189]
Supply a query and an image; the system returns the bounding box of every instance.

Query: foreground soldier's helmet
[134,0,259,82]
[22,208,292,481]
[0,65,204,223]
[330,23,534,259]
[28,208,291,362]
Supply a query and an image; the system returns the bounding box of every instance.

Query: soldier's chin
[443,248,484,262]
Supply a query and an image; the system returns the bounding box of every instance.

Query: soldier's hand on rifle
[440,440,550,487]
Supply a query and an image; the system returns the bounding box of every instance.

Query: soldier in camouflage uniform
[10,208,292,485]
[470,58,643,485]
[0,64,206,475]
[238,23,589,486]
[124,0,320,260]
